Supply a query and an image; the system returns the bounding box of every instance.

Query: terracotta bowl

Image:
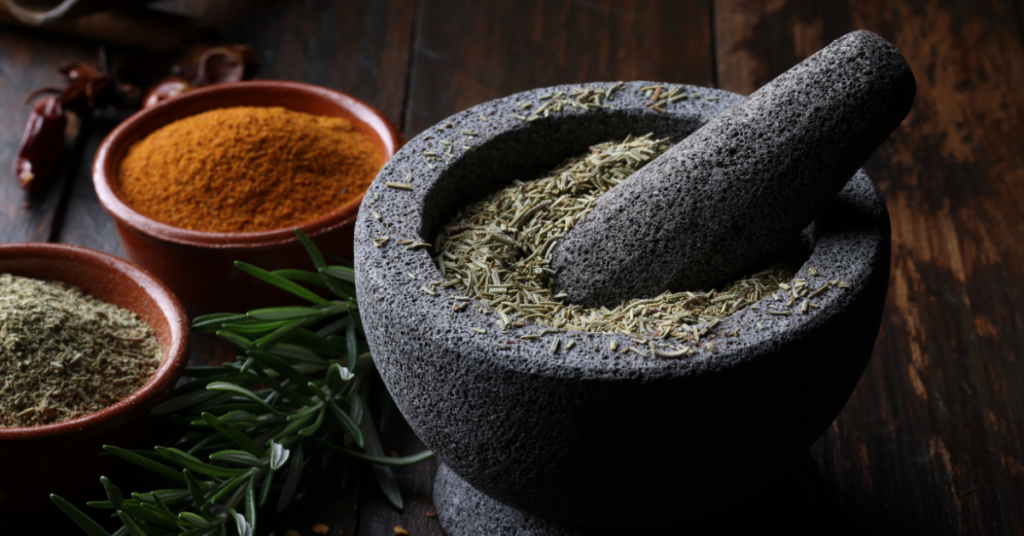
[93,80,404,316]
[0,242,189,514]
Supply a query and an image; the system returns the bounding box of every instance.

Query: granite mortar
[354,82,890,528]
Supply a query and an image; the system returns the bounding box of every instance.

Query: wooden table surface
[2,1,1023,534]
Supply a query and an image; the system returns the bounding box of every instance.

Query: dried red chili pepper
[16,96,67,193]
[15,44,258,193]
[142,76,193,109]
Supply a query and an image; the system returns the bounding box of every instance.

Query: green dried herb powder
[436,134,803,354]
[0,274,161,427]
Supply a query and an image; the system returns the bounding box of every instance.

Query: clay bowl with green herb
[353,80,892,530]
[0,243,189,514]
[93,80,403,316]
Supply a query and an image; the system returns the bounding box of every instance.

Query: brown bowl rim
[0,242,189,442]
[93,80,403,249]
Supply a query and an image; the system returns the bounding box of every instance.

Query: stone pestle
[550,30,915,308]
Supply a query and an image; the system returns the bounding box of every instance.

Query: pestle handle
[550,30,915,308]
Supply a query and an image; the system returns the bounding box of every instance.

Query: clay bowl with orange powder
[93,81,403,315]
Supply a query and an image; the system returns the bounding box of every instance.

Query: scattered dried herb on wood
[118,106,382,233]
[0,274,161,427]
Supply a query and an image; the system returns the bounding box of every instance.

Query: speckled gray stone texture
[551,30,913,307]
[354,81,890,528]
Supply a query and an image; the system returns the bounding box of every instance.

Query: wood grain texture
[403,0,715,136]
[54,112,128,255]
[155,0,415,126]
[0,26,96,244]
[715,1,1024,534]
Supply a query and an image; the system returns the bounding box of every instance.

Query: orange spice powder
[118,106,382,233]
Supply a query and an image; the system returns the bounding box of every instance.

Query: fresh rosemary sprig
[52,229,431,536]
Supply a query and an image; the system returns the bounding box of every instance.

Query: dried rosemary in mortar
[1,274,160,427]
[435,134,801,354]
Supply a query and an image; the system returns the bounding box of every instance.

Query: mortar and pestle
[355,30,914,533]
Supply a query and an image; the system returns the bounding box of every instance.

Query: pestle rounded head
[550,30,915,308]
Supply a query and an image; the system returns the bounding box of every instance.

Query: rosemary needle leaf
[232,507,254,536]
[319,267,355,299]
[321,265,356,283]
[284,327,345,357]
[270,269,326,287]
[114,501,181,529]
[216,330,254,351]
[245,474,257,529]
[346,321,358,370]
[201,472,251,515]
[192,313,249,332]
[294,228,326,270]
[103,446,187,483]
[222,320,291,334]
[50,495,112,536]
[253,317,313,349]
[270,442,290,471]
[316,317,350,337]
[328,400,364,448]
[359,397,403,510]
[155,447,253,479]
[298,407,326,436]
[178,511,214,529]
[205,382,280,414]
[326,363,354,393]
[251,366,317,407]
[246,351,316,396]
[202,413,265,456]
[100,476,125,509]
[234,262,332,306]
[207,450,265,467]
[86,500,115,509]
[277,442,304,513]
[268,343,328,365]
[274,411,317,442]
[258,469,275,508]
[182,470,208,517]
[247,306,326,321]
[116,512,147,536]
[310,436,434,466]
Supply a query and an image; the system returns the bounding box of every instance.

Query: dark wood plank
[715,1,1024,534]
[52,111,129,255]
[0,26,97,244]
[403,0,715,137]
[153,0,415,126]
